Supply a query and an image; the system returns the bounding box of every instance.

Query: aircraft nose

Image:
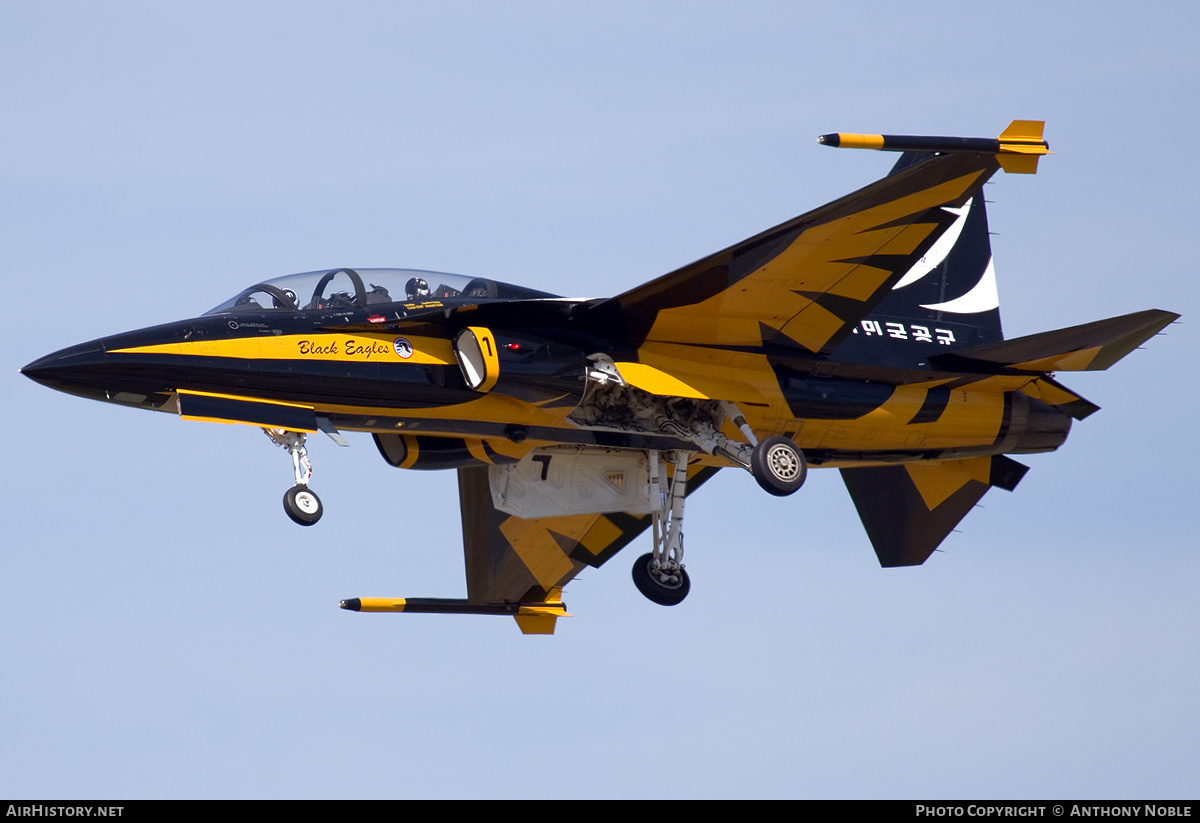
[21,334,177,411]
[23,324,200,412]
[20,352,56,384]
[21,340,109,391]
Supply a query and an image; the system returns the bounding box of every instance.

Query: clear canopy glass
[204,268,556,315]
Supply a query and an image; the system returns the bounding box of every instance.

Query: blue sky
[3,1,1197,798]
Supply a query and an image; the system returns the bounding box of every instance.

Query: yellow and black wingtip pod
[338,595,570,634]
[818,120,1051,173]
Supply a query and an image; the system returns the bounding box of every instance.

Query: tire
[283,485,323,526]
[631,553,690,606]
[751,436,807,496]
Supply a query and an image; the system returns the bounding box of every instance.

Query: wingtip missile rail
[818,119,1051,173]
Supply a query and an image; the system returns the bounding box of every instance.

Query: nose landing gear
[265,428,323,526]
[283,484,323,526]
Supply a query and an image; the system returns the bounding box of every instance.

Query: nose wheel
[284,485,323,526]
[265,428,323,526]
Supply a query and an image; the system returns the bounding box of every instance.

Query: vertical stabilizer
[831,152,1004,368]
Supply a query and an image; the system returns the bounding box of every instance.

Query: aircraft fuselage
[22,290,1070,471]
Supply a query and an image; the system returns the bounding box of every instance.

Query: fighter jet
[22,121,1178,633]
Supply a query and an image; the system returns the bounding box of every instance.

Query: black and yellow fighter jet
[22,122,1177,633]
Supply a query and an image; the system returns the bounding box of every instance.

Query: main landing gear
[750,436,807,497]
[265,428,324,526]
[724,402,808,497]
[631,452,692,606]
[618,410,805,607]
[627,438,806,607]
[632,552,690,606]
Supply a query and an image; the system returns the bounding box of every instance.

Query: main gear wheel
[751,436,807,496]
[631,552,690,606]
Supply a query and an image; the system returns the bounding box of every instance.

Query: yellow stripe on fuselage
[111,333,455,365]
[177,388,314,408]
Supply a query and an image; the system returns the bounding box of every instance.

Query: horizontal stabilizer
[841,455,1028,567]
[930,309,1179,373]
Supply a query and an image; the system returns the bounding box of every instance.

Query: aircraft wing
[455,463,718,633]
[593,151,1002,356]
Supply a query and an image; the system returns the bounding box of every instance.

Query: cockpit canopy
[204,268,557,315]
